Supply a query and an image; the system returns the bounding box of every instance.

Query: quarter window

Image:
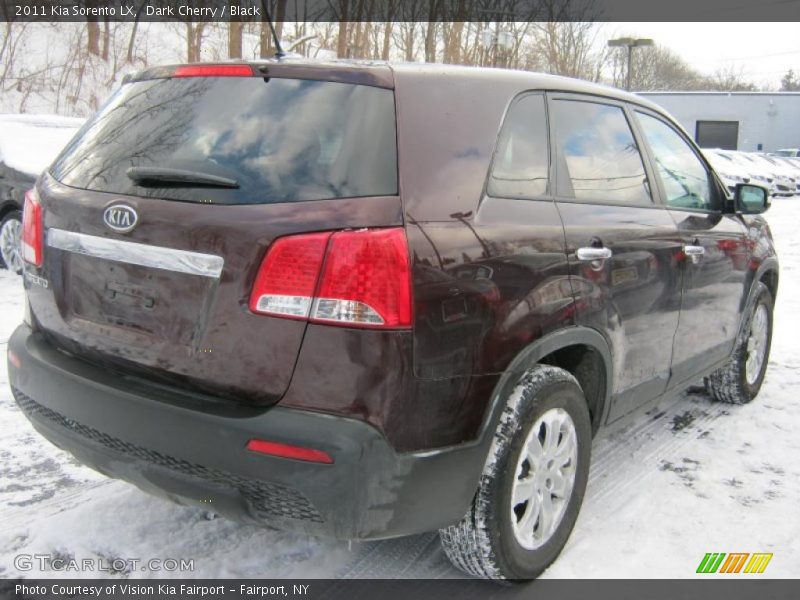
[636,112,716,211]
[551,100,651,205]
[488,94,549,199]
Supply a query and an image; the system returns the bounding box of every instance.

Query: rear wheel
[439,365,592,580]
[0,210,23,274]
[705,282,773,404]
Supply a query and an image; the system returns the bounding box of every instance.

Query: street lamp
[481,25,515,67]
[607,37,654,91]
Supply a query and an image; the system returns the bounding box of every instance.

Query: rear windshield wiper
[126,166,239,189]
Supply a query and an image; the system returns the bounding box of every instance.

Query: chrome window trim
[46,229,224,279]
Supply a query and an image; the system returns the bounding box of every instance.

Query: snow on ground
[0,115,84,177]
[0,199,799,579]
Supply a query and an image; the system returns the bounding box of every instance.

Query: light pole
[607,37,654,91]
[481,26,515,68]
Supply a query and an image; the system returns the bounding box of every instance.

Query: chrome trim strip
[46,229,224,279]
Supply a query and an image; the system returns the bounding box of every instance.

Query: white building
[637,92,800,153]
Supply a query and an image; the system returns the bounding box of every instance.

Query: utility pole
[607,37,654,91]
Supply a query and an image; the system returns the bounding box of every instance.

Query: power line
[718,49,800,63]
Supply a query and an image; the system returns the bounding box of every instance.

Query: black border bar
[2,579,800,600]
[2,0,800,22]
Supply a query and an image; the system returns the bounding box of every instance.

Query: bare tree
[531,22,607,80]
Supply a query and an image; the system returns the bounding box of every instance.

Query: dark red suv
[8,60,778,580]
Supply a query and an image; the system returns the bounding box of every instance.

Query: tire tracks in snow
[581,387,728,526]
[0,480,115,537]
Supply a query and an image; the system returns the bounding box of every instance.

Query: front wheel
[439,365,592,580]
[705,282,773,404]
[0,210,23,274]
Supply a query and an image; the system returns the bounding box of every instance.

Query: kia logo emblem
[103,204,138,233]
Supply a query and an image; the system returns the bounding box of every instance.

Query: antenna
[261,1,285,58]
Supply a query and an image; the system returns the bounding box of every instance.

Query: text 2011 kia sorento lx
[8,61,778,580]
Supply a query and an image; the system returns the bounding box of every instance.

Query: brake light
[249,228,412,329]
[246,439,333,464]
[173,64,253,78]
[22,188,43,267]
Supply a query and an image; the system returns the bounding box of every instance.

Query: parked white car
[748,153,796,196]
[771,156,800,194]
[705,149,776,196]
[702,149,749,195]
[772,148,800,158]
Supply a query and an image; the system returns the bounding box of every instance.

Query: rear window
[51,77,397,205]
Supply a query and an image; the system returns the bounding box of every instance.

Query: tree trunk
[101,18,110,61]
[381,21,393,61]
[424,22,436,63]
[228,21,243,58]
[126,4,145,64]
[87,20,101,56]
[337,22,349,57]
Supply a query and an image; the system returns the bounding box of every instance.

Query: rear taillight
[248,232,331,320]
[173,64,253,78]
[22,188,43,267]
[313,229,412,328]
[249,228,412,329]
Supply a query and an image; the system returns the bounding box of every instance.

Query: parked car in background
[703,149,749,195]
[770,155,800,194]
[772,148,800,158]
[0,114,83,273]
[749,153,796,196]
[8,61,778,581]
[709,149,776,196]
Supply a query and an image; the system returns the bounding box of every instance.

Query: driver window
[635,112,717,211]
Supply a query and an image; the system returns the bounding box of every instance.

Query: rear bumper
[8,324,486,540]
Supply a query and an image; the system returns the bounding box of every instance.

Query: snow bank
[0,114,84,177]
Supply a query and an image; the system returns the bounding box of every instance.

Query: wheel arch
[736,258,779,342]
[758,264,778,303]
[479,327,613,441]
[0,200,22,220]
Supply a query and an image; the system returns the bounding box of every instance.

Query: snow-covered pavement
[1,199,798,579]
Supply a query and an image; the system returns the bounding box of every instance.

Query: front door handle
[576,247,613,261]
[683,245,705,264]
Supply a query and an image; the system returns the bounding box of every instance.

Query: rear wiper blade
[126,166,239,189]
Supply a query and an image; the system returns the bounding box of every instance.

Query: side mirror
[734,183,770,214]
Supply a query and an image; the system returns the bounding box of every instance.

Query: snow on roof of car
[0,114,84,177]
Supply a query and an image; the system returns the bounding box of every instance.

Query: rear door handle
[683,245,705,264]
[576,247,613,261]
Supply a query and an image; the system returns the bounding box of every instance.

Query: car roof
[237,58,669,115]
[386,61,666,111]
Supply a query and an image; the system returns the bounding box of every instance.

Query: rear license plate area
[64,254,217,345]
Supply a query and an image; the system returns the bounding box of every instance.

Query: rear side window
[51,77,397,205]
[635,112,716,211]
[488,94,549,199]
[551,100,651,205]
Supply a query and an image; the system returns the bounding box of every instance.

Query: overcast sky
[600,22,800,89]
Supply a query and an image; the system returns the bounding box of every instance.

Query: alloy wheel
[510,408,578,550]
[0,216,22,274]
[745,303,769,385]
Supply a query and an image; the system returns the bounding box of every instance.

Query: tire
[0,210,23,274]
[705,282,773,404]
[439,365,592,581]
